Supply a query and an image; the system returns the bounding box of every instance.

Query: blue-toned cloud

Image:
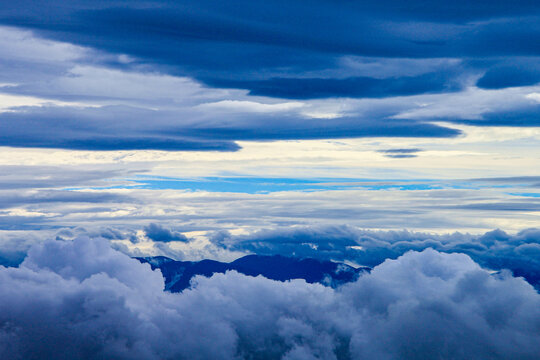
[477,60,540,90]
[378,148,422,159]
[0,105,241,151]
[143,223,189,243]
[1,1,540,100]
[1,22,540,151]
[211,226,540,288]
[203,72,459,99]
[0,165,129,190]
[0,104,459,150]
[0,236,538,359]
[451,105,540,127]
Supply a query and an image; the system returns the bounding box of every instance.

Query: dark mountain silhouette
[136,255,370,292]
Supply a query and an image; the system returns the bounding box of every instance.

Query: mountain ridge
[136,254,370,292]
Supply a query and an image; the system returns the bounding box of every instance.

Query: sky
[0,2,540,359]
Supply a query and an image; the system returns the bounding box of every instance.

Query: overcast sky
[0,1,539,260]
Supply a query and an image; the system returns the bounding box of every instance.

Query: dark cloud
[1,1,540,100]
[378,148,422,159]
[0,105,239,151]
[382,154,417,159]
[445,106,540,127]
[378,148,422,154]
[0,1,538,151]
[55,227,138,243]
[0,105,460,151]
[143,223,189,243]
[477,63,540,89]
[409,104,540,128]
[203,73,459,99]
[0,106,240,151]
[211,226,540,288]
[0,236,538,359]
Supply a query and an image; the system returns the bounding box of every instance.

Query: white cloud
[0,237,538,359]
[198,100,305,112]
[0,26,86,62]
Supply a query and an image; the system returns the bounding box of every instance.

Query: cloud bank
[212,226,540,288]
[1,4,540,151]
[0,236,539,359]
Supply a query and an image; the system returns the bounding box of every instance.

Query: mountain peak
[137,254,370,292]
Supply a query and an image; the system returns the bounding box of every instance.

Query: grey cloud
[0,189,134,209]
[211,226,540,288]
[0,165,134,190]
[472,176,540,183]
[0,104,459,151]
[55,226,138,243]
[0,189,137,231]
[0,237,539,359]
[382,154,417,159]
[143,223,189,243]
[378,148,422,154]
[471,176,540,188]
[452,201,540,212]
[0,185,533,240]
[378,148,422,158]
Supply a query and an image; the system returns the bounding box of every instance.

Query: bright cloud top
[1,236,539,359]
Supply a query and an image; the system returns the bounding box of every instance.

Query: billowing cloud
[0,236,538,359]
[211,226,540,288]
[143,223,189,243]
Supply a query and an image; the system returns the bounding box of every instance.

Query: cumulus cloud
[211,226,540,288]
[0,236,539,359]
[143,223,189,243]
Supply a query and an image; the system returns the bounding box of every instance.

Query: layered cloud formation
[0,3,539,358]
[212,226,540,288]
[3,1,540,89]
[1,2,540,150]
[2,224,540,289]
[1,236,539,359]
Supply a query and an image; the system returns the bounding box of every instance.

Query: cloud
[1,1,540,100]
[0,104,459,151]
[143,223,189,243]
[203,72,460,99]
[0,105,242,151]
[211,226,540,288]
[453,106,540,127]
[0,165,129,190]
[378,148,422,154]
[477,62,540,89]
[378,148,422,158]
[0,236,539,359]
[1,25,540,152]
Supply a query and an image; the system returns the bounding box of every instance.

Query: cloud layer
[3,0,540,94]
[212,226,540,288]
[0,236,539,359]
[1,2,540,151]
